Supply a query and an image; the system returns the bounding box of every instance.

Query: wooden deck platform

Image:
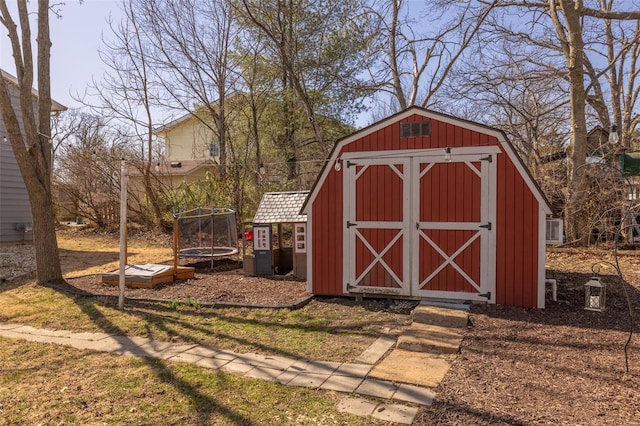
[101,264,195,289]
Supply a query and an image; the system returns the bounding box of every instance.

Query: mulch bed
[57,259,311,307]
[415,265,640,425]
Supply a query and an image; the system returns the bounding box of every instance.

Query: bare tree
[130,0,239,177]
[447,53,570,172]
[364,0,497,113]
[455,0,640,243]
[79,0,169,228]
[0,0,62,284]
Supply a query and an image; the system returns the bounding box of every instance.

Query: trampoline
[173,206,239,267]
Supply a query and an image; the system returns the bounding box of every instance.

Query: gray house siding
[0,81,33,243]
[0,70,65,243]
[0,143,33,242]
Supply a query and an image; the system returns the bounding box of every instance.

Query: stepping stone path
[0,301,469,425]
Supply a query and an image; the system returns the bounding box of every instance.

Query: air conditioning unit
[546,218,564,245]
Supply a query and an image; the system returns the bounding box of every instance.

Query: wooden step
[396,323,463,354]
[412,305,469,329]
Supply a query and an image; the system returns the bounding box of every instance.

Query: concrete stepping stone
[394,383,436,405]
[354,335,395,364]
[412,304,469,329]
[356,378,399,399]
[320,375,363,393]
[368,349,452,388]
[371,403,418,425]
[396,323,462,353]
[337,397,418,425]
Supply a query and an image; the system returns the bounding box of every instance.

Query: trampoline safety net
[175,207,239,259]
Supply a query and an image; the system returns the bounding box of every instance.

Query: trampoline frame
[173,206,239,268]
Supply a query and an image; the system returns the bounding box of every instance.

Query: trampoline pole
[173,216,179,278]
[226,207,231,248]
[210,208,214,269]
[198,205,202,248]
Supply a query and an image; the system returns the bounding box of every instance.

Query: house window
[209,141,220,157]
[400,121,431,138]
[546,218,564,245]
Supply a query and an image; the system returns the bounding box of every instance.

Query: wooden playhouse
[248,191,308,279]
[301,107,553,309]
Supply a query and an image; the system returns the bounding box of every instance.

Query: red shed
[302,107,553,309]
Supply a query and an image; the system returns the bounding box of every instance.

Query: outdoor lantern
[584,277,607,312]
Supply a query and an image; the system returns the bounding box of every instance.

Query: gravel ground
[0,243,35,280]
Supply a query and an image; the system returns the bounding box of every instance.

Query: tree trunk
[555,0,589,243]
[30,181,62,283]
[0,0,63,284]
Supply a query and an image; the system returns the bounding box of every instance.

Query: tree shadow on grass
[0,275,35,295]
[72,294,391,362]
[68,297,255,425]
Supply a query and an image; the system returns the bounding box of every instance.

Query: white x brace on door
[343,148,497,302]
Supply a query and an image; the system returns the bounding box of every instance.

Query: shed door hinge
[479,222,492,230]
[346,160,357,168]
[478,291,491,299]
[480,155,492,162]
[347,221,358,228]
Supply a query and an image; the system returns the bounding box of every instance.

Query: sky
[0,0,377,127]
[0,0,121,111]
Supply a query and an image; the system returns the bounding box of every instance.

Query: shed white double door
[343,148,498,303]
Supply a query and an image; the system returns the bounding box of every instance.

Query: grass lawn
[1,337,375,425]
[0,231,404,425]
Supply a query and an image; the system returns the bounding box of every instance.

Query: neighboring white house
[0,69,66,243]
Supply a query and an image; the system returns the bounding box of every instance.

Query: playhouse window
[294,224,307,253]
[400,121,431,138]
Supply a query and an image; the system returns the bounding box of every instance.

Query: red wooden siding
[310,167,343,295]
[341,114,496,155]
[419,162,481,222]
[495,148,539,308]
[355,165,404,222]
[310,112,542,308]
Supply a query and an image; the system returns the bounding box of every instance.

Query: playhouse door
[344,158,411,296]
[411,153,496,303]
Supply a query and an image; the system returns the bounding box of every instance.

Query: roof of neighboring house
[128,159,219,177]
[153,111,198,135]
[1,69,67,112]
[253,191,309,224]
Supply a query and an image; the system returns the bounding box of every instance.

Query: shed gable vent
[400,121,431,138]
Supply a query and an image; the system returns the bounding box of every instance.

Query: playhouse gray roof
[253,191,309,224]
